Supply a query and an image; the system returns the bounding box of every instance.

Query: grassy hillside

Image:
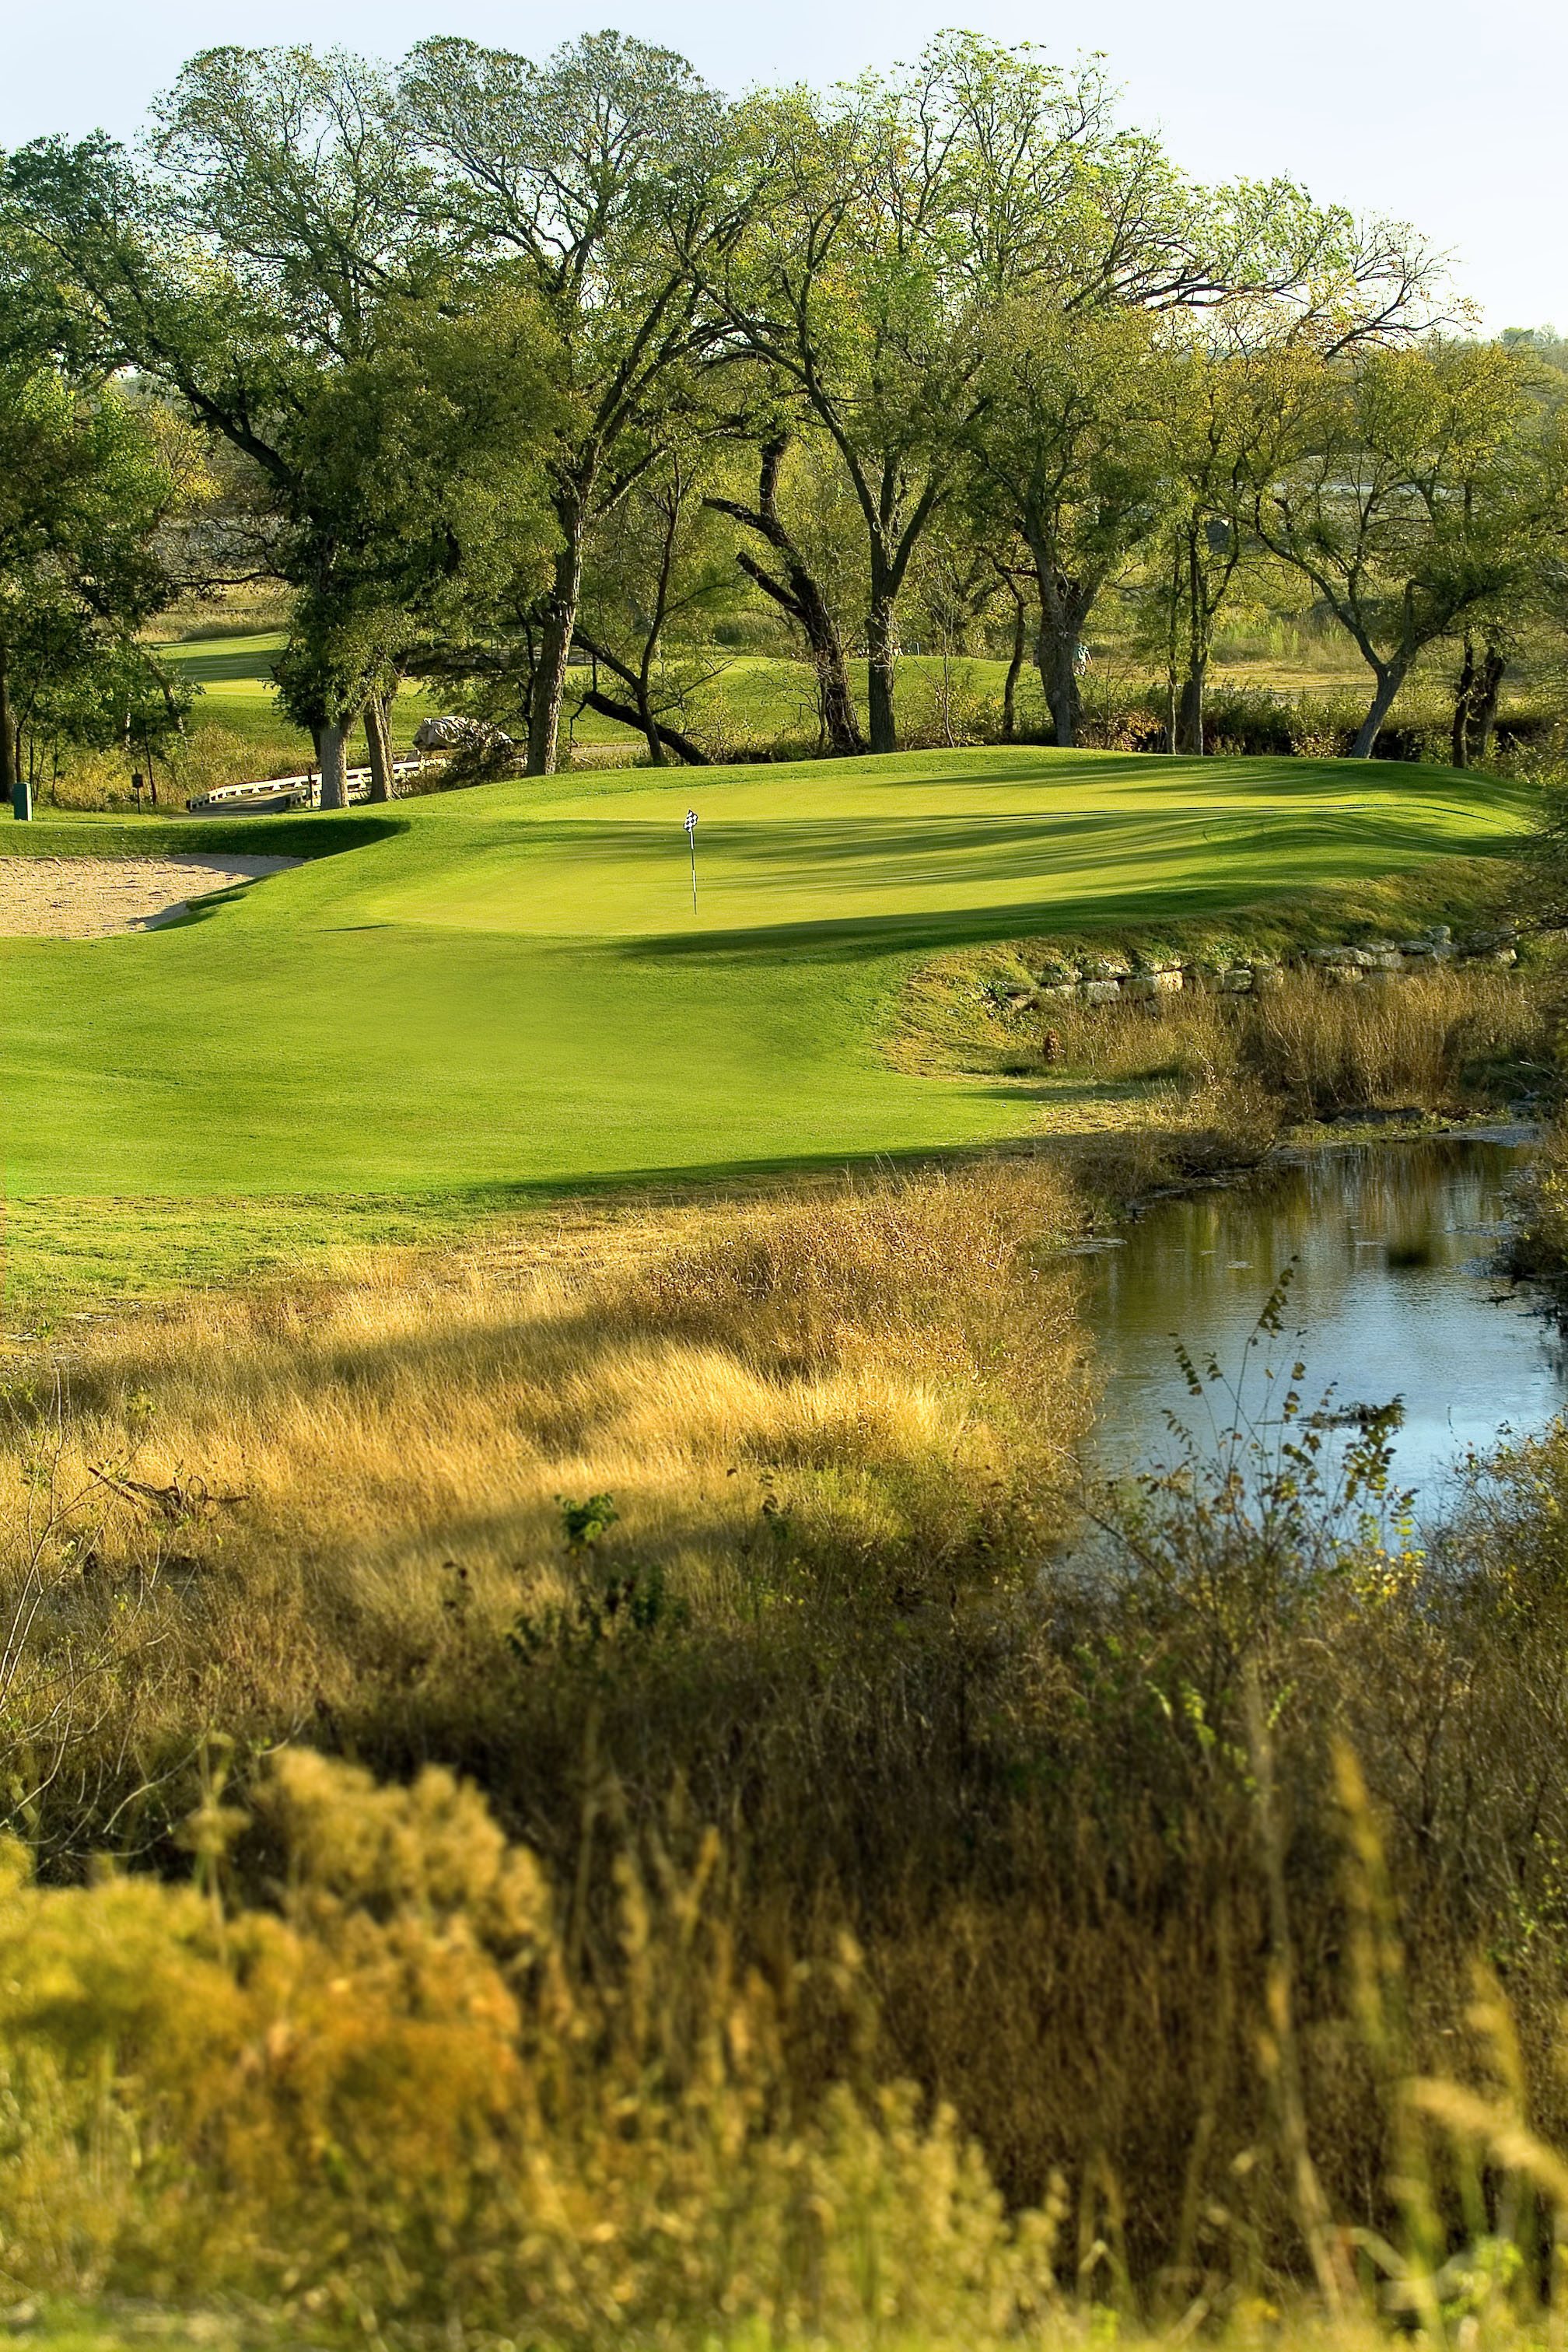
[0,744,1535,1314]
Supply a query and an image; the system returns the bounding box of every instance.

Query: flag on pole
[684,809,698,912]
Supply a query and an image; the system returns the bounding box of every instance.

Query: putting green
[0,747,1532,1211]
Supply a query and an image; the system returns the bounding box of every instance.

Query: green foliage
[0,367,194,797]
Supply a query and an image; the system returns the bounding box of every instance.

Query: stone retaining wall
[992,926,1534,1013]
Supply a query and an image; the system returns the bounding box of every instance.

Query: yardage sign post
[684,808,698,914]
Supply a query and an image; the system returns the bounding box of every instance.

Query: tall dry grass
[10,1153,1568,2336]
[36,723,303,810]
[1038,967,1552,1118]
[0,1160,1092,1869]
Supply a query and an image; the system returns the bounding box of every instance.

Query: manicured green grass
[0,744,1534,1318]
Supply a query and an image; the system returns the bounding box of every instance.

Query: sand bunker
[0,855,302,940]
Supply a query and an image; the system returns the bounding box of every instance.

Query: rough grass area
[6,2314,1567,2352]
[5,1160,1568,2339]
[0,1160,1094,1873]
[895,860,1524,1079]
[919,963,1557,1125]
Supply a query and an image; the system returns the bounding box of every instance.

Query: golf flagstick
[684,808,698,913]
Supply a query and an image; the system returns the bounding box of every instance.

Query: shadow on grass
[612,827,1521,963]
[0,813,409,863]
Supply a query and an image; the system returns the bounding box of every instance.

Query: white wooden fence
[186,758,423,814]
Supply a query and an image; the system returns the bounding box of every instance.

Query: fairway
[0,746,1533,1279]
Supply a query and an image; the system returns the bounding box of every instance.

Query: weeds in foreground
[8,1174,1568,2338]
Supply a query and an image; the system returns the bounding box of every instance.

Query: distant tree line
[2,33,1566,803]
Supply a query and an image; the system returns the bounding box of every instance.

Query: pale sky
[5,0,1561,333]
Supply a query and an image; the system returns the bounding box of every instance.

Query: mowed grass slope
[0,746,1533,1303]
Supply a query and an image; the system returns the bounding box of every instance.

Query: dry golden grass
[1038,966,1549,1116]
[12,1132,1568,2342]
[0,1159,1093,1865]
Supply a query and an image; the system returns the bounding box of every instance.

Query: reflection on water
[1081,1141,1567,1499]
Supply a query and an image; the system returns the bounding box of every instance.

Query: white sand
[0,855,302,940]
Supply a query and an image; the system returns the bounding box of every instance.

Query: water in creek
[1079,1138,1568,1501]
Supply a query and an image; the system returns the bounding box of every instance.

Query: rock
[1183,964,1229,992]
[1368,950,1406,971]
[1124,969,1184,999]
[1038,981,1078,1002]
[1134,954,1184,975]
[1321,964,1364,985]
[1308,945,1374,968]
[1252,965,1287,992]
[1079,954,1131,982]
[1078,979,1122,1005]
[1220,968,1254,992]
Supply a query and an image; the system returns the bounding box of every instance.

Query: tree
[703,432,865,754]
[1255,340,1556,758]
[704,34,1426,756]
[1444,352,1568,768]
[400,32,744,778]
[5,49,554,806]
[572,432,734,764]
[702,42,1066,754]
[0,368,186,810]
[966,299,1177,744]
[1138,331,1307,757]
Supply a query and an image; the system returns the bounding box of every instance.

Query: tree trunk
[527,507,584,778]
[1350,662,1408,760]
[366,692,396,801]
[638,689,668,764]
[815,648,861,758]
[1470,645,1505,763]
[1451,636,1476,769]
[1041,630,1082,748]
[708,444,864,756]
[1164,535,1182,754]
[866,590,898,756]
[1176,533,1208,755]
[1025,527,1094,750]
[318,719,351,810]
[1001,593,1024,743]
[1177,660,1206,758]
[635,649,667,766]
[0,642,16,810]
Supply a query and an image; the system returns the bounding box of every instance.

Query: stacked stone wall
[989,926,1532,1014]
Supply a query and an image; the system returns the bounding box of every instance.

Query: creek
[1080,1137,1566,1502]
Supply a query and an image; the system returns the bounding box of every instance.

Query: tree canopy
[3,28,1563,794]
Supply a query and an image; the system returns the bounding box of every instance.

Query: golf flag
[684,809,698,912]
